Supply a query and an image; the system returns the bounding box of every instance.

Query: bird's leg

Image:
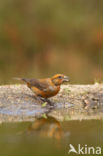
[34,95,44,103]
[35,95,54,107]
[35,95,48,103]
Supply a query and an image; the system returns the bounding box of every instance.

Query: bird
[14,74,69,102]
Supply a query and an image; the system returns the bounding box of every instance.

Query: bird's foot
[44,99,55,108]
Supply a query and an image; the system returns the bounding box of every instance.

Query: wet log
[0,84,103,122]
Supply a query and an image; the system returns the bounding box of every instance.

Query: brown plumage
[14,74,69,99]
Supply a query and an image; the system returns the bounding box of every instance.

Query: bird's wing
[23,78,50,91]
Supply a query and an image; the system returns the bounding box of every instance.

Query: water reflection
[27,116,64,141]
[0,118,103,156]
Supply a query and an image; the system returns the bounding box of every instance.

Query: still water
[0,118,103,156]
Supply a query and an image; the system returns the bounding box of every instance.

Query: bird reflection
[27,116,63,141]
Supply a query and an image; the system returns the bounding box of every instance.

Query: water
[0,118,103,156]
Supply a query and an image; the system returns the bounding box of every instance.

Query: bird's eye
[58,76,62,79]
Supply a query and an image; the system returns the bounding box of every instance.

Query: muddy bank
[0,84,103,122]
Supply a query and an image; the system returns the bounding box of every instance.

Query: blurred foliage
[0,0,103,84]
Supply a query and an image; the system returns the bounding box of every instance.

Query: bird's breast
[44,85,60,98]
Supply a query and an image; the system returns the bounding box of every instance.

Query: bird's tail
[13,77,27,83]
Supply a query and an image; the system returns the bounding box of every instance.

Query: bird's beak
[63,76,70,82]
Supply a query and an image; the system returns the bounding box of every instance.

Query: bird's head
[51,74,69,86]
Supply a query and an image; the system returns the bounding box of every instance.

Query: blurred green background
[0,0,103,84]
